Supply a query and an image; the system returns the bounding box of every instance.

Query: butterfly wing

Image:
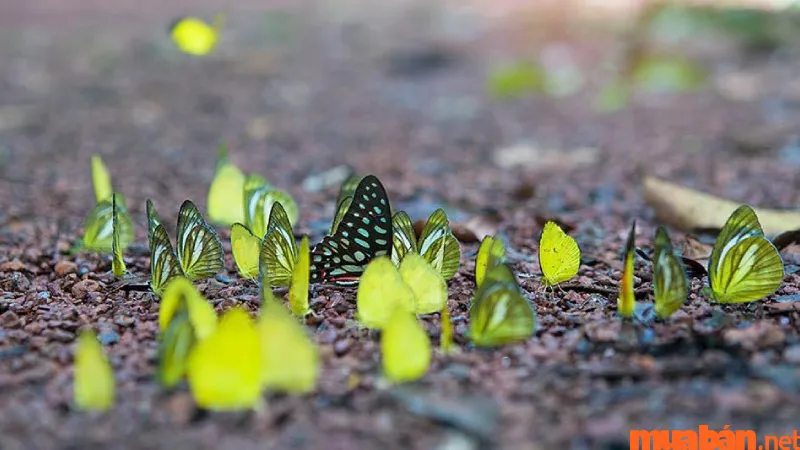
[391,211,417,266]
[617,221,636,318]
[176,200,224,281]
[230,223,261,279]
[475,235,506,288]
[418,209,460,280]
[653,227,688,318]
[310,175,392,286]
[288,236,311,317]
[538,221,580,286]
[335,174,362,209]
[83,199,117,253]
[245,187,298,239]
[111,194,128,277]
[207,143,246,226]
[156,299,196,389]
[329,196,352,236]
[91,155,113,203]
[469,264,535,347]
[146,199,162,242]
[149,224,183,295]
[259,202,298,287]
[169,16,220,56]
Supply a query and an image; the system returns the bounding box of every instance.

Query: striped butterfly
[111,193,128,278]
[617,221,636,318]
[653,227,689,318]
[705,205,784,303]
[391,209,460,280]
[83,193,134,254]
[469,263,535,347]
[244,177,298,239]
[309,175,392,286]
[259,202,298,287]
[147,200,224,295]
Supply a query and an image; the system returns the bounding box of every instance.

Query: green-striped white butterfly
[111,194,128,278]
[259,202,298,287]
[391,209,460,280]
[469,263,535,347]
[705,205,784,303]
[652,227,688,318]
[309,175,392,286]
[82,193,134,254]
[244,176,298,239]
[147,199,224,295]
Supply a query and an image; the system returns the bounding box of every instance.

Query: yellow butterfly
[391,209,461,280]
[147,200,224,295]
[617,221,636,318]
[159,277,217,341]
[156,295,195,389]
[230,223,261,279]
[73,329,115,411]
[329,174,362,235]
[169,13,225,56]
[82,193,134,254]
[356,256,416,329]
[259,298,319,393]
[475,234,506,289]
[111,194,127,278]
[381,307,431,383]
[653,227,689,318]
[207,143,246,226]
[398,253,448,314]
[187,307,264,411]
[705,205,784,303]
[539,221,580,286]
[91,155,113,203]
[440,304,453,354]
[258,202,298,287]
[244,182,298,239]
[289,236,310,317]
[469,263,535,347]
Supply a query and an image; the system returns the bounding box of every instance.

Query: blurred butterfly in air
[147,199,224,295]
[169,13,225,56]
[704,205,784,303]
[309,175,392,286]
[391,209,460,281]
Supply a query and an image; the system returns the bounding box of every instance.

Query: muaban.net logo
[630,426,800,450]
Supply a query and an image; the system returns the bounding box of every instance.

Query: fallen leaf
[456,213,503,242]
[773,228,800,251]
[643,176,800,235]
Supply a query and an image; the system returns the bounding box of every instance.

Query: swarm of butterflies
[73,147,787,413]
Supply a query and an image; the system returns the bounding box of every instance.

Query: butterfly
[330,174,362,235]
[259,297,320,394]
[187,307,264,411]
[381,307,431,383]
[398,253,448,315]
[652,227,689,318]
[73,329,115,412]
[156,293,196,389]
[617,221,636,318]
[147,200,224,295]
[539,221,580,286]
[356,256,416,329]
[391,209,461,280]
[469,263,535,347]
[705,205,784,303]
[230,223,262,279]
[169,13,225,56]
[207,143,246,226]
[288,236,310,317]
[258,202,298,287]
[91,155,113,203]
[244,181,298,240]
[310,175,393,286]
[82,193,134,254]
[111,194,128,277]
[475,234,506,289]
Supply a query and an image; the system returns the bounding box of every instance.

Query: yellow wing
[159,277,217,340]
[187,308,264,411]
[175,200,224,281]
[207,144,246,226]
[231,223,261,279]
[289,236,310,317]
[399,253,447,314]
[169,14,224,56]
[381,308,431,383]
[475,235,506,288]
[73,330,115,411]
[617,222,636,318]
[440,304,453,354]
[149,224,183,296]
[539,221,580,286]
[418,209,460,280]
[708,205,784,303]
[391,211,417,266]
[259,202,298,287]
[259,299,319,393]
[653,227,688,318]
[156,299,196,389]
[356,256,416,329]
[111,194,128,277]
[91,155,113,203]
[469,264,535,347]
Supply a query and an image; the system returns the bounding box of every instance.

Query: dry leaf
[643,176,800,236]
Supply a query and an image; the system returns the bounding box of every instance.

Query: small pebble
[54,260,77,277]
[334,338,352,356]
